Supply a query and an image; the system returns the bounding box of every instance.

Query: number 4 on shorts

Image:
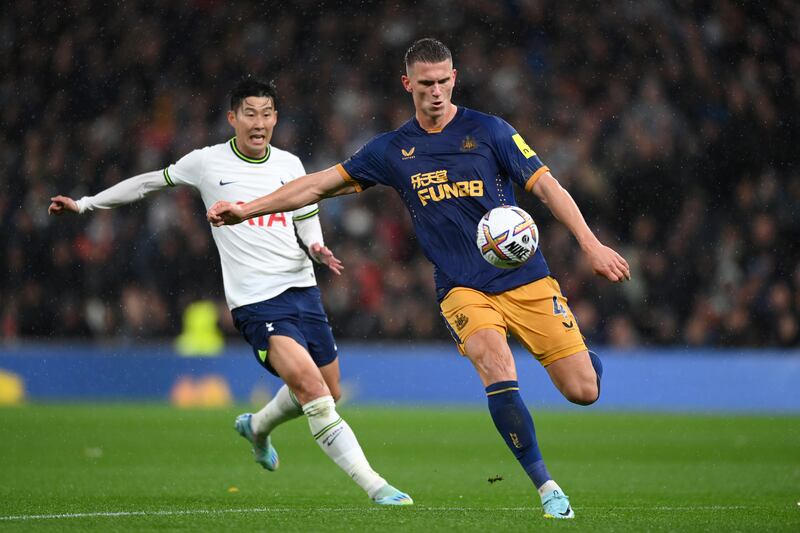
[552,296,568,319]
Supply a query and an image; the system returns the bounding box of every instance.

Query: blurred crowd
[2,0,799,348]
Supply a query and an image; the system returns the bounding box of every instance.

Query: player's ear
[227,109,236,128]
[452,68,457,85]
[401,74,412,93]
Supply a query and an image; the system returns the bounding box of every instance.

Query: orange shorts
[440,276,587,367]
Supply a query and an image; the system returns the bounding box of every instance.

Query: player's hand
[584,243,630,282]
[207,201,246,226]
[309,243,344,275]
[48,195,79,215]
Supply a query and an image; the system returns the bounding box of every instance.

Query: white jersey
[164,139,320,309]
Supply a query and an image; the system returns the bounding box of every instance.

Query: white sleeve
[76,170,169,214]
[285,155,325,249]
[295,213,325,250]
[287,156,320,222]
[163,148,206,187]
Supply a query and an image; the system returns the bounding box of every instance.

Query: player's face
[227,96,278,158]
[402,60,457,127]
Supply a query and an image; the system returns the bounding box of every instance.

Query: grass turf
[0,404,798,531]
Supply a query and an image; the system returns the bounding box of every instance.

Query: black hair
[404,38,453,69]
[229,78,278,111]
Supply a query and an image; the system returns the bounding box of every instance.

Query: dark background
[2,0,798,348]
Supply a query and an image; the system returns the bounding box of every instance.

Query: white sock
[538,479,562,498]
[302,395,387,498]
[251,384,303,436]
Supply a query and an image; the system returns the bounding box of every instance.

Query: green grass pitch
[0,404,798,531]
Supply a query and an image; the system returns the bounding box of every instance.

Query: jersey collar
[413,105,464,134]
[230,138,271,164]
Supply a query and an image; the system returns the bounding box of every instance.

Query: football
[476,205,539,268]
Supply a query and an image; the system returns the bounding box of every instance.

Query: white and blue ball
[476,205,539,269]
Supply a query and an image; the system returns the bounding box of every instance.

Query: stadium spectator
[2,0,798,348]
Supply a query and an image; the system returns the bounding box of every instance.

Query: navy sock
[589,350,603,395]
[485,380,551,489]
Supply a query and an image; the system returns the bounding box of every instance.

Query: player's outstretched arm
[207,166,356,226]
[48,171,168,217]
[48,195,80,215]
[531,172,630,282]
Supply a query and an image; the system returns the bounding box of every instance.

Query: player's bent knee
[563,380,600,406]
[582,386,601,406]
[288,375,330,405]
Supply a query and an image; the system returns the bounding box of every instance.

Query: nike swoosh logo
[560,506,572,517]
[219,179,236,186]
[322,426,344,447]
[562,320,573,328]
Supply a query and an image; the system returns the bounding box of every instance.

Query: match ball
[476,205,539,269]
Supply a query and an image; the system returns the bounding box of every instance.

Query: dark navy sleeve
[487,116,550,192]
[337,132,395,191]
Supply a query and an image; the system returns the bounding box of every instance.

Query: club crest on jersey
[410,169,484,206]
[401,147,416,159]
[461,136,477,151]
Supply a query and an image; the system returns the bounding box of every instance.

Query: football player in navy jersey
[208,38,630,520]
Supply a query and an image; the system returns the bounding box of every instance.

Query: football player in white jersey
[48,79,412,506]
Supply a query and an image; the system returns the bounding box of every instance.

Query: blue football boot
[234,413,279,471]
[541,488,574,519]
[372,484,414,506]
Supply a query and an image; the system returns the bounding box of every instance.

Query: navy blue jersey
[338,106,552,300]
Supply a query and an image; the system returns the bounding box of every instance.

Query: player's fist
[48,195,79,215]
[309,243,344,275]
[207,201,246,226]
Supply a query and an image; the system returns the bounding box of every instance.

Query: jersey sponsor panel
[341,107,551,299]
[411,169,484,206]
